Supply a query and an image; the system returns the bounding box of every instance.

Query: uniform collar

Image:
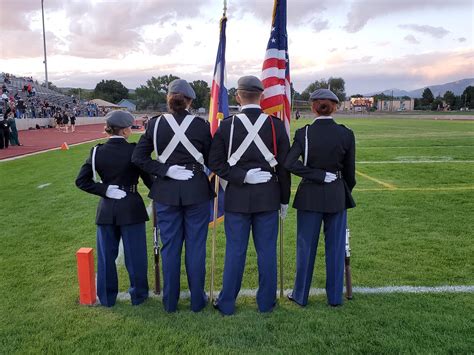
[109,136,126,139]
[313,116,334,123]
[240,104,261,111]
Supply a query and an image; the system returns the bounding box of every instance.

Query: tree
[67,88,93,101]
[431,98,443,111]
[301,77,345,102]
[301,79,328,101]
[93,80,128,103]
[135,74,180,110]
[421,88,434,106]
[461,86,474,109]
[328,77,346,102]
[41,81,61,93]
[443,90,456,109]
[401,95,411,100]
[227,87,238,106]
[190,80,210,109]
[351,94,363,98]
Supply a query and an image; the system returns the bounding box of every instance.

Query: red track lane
[0,124,108,160]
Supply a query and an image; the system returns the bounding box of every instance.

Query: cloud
[404,35,420,44]
[399,24,449,38]
[149,32,183,56]
[0,0,211,59]
[311,19,329,32]
[289,49,473,94]
[344,0,470,33]
[235,0,332,26]
[458,37,467,42]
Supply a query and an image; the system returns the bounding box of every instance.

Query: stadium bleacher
[1,72,99,118]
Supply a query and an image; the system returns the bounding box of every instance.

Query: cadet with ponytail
[284,88,356,308]
[132,79,214,313]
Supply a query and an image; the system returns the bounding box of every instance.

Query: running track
[0,124,110,160]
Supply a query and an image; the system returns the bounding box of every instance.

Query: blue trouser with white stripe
[96,223,149,307]
[155,200,209,312]
[291,210,347,306]
[216,210,278,315]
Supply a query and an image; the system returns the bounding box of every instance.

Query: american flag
[260,0,291,137]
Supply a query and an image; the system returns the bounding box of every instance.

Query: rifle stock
[345,228,353,300]
[152,204,161,295]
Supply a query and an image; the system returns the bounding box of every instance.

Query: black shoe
[328,303,343,308]
[287,294,305,307]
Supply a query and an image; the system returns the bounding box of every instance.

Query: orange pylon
[61,142,69,150]
[76,248,96,305]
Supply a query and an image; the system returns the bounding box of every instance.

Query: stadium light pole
[41,0,49,89]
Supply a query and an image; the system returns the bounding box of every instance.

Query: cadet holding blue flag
[284,88,356,308]
[76,110,153,307]
[209,75,291,315]
[132,79,214,313]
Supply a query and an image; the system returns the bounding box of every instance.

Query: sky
[0,0,473,95]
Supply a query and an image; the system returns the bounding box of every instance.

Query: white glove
[244,168,272,184]
[166,165,194,181]
[324,172,337,183]
[106,185,127,199]
[280,204,289,219]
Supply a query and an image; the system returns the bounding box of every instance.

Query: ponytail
[167,93,191,113]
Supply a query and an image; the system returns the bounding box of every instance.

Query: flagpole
[210,0,228,302]
[279,109,285,298]
[210,174,219,301]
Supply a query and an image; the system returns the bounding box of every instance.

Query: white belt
[227,113,278,167]
[304,126,309,166]
[91,145,102,183]
[153,114,204,165]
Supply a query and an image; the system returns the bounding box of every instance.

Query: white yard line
[115,285,474,301]
[358,160,474,164]
[37,183,52,189]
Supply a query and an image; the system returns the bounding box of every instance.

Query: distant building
[339,97,374,112]
[117,99,137,112]
[377,99,414,111]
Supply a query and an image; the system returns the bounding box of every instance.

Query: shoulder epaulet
[297,124,310,132]
[90,143,102,154]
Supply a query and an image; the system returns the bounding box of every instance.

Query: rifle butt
[345,256,353,300]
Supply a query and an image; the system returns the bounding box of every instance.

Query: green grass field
[1,118,473,353]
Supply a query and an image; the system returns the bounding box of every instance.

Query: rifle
[152,204,161,295]
[345,228,353,300]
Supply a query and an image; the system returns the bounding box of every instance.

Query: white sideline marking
[0,138,104,162]
[0,132,142,163]
[115,285,474,301]
[37,183,51,189]
[358,160,474,164]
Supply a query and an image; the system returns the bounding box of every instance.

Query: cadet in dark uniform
[76,110,153,307]
[284,88,356,307]
[132,79,214,313]
[209,76,291,315]
[0,110,11,149]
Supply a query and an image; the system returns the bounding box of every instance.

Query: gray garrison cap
[168,79,196,99]
[105,110,134,128]
[309,88,340,103]
[237,75,264,92]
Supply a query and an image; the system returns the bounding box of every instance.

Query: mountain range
[363,78,473,98]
